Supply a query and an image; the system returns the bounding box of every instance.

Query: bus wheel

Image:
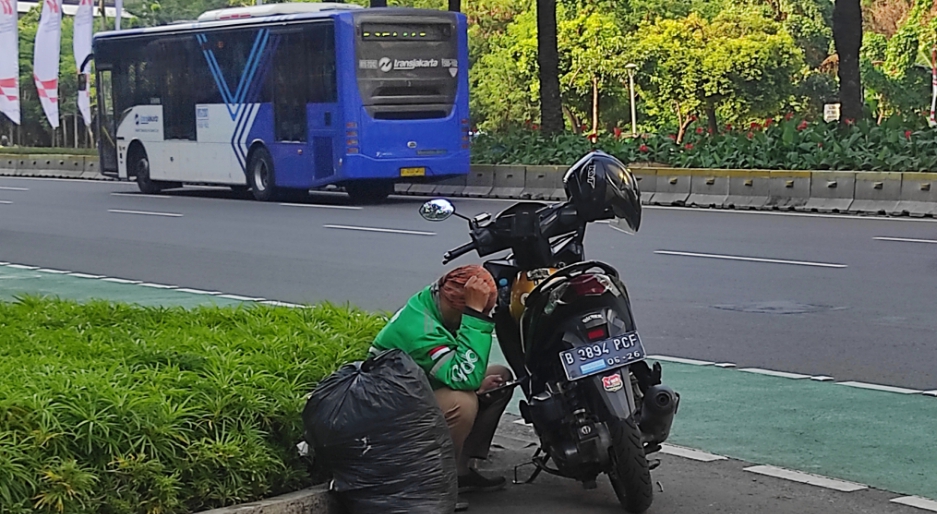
[131,147,162,195]
[345,181,393,205]
[248,147,278,201]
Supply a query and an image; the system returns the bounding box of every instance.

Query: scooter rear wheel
[607,417,653,513]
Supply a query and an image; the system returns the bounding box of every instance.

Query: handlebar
[443,240,478,265]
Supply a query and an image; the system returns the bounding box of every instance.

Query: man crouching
[371,265,513,511]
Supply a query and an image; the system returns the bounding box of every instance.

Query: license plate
[400,167,426,177]
[559,331,646,381]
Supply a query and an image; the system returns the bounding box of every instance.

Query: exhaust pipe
[638,384,679,445]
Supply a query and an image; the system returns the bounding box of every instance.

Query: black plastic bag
[303,349,458,514]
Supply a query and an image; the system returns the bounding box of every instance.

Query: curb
[0,168,115,181]
[196,486,338,514]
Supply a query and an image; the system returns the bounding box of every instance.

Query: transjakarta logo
[135,114,159,125]
[379,56,440,72]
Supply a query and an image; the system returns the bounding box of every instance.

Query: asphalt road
[2,176,936,390]
[4,176,937,514]
[471,416,927,514]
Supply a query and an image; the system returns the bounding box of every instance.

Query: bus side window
[273,30,308,142]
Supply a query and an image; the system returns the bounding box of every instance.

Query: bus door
[96,67,119,175]
[271,23,338,188]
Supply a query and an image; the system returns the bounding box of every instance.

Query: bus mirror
[420,199,455,222]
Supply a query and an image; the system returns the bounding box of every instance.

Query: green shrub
[471,116,937,171]
[0,297,385,514]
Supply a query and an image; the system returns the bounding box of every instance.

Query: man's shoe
[458,468,507,493]
[455,495,469,511]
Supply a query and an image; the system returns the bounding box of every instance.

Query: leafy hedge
[0,298,384,514]
[471,117,937,171]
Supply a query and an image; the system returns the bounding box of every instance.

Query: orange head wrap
[437,265,498,313]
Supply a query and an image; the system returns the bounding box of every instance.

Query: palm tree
[833,0,863,122]
[537,0,564,134]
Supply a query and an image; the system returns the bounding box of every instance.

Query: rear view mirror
[419,199,455,222]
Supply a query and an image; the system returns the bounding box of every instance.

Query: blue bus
[93,3,470,202]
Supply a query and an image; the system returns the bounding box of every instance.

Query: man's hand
[463,276,492,313]
[478,374,505,394]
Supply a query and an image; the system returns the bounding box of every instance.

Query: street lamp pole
[626,63,637,137]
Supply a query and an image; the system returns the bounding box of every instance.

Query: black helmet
[563,150,641,232]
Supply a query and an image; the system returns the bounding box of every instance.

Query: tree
[560,11,629,134]
[537,0,564,134]
[833,0,864,121]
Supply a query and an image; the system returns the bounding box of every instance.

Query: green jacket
[371,285,494,391]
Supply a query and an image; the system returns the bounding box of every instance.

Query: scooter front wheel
[607,417,653,513]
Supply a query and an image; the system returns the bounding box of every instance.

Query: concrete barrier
[686,169,730,208]
[894,172,937,217]
[631,168,657,205]
[725,170,770,210]
[433,174,467,197]
[0,154,17,172]
[394,182,413,195]
[522,165,564,200]
[463,165,495,197]
[490,165,526,198]
[406,178,438,195]
[803,171,856,212]
[766,171,811,210]
[651,171,691,206]
[848,172,902,214]
[197,486,336,514]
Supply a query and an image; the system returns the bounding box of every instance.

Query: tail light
[587,326,608,341]
[570,275,610,297]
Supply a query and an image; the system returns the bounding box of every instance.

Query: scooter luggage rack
[513,447,564,485]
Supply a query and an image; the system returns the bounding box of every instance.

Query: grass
[0,297,386,514]
[0,147,98,156]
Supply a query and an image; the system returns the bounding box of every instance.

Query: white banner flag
[74,0,93,126]
[34,0,62,129]
[0,0,20,125]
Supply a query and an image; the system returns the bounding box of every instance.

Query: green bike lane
[3,263,936,504]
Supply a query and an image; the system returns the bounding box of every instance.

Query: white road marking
[0,200,11,204]
[739,368,812,380]
[111,193,170,199]
[646,205,937,223]
[744,465,867,492]
[69,273,105,279]
[324,224,436,236]
[108,209,183,217]
[647,355,715,366]
[0,186,28,191]
[139,283,177,289]
[811,376,835,382]
[660,444,727,462]
[0,262,9,265]
[609,223,635,235]
[260,300,304,308]
[891,496,937,512]
[923,391,937,397]
[174,288,222,295]
[281,202,362,210]
[655,250,848,269]
[714,362,737,368]
[36,268,69,274]
[217,294,267,302]
[874,236,937,245]
[101,277,143,284]
[6,264,38,270]
[836,381,922,394]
